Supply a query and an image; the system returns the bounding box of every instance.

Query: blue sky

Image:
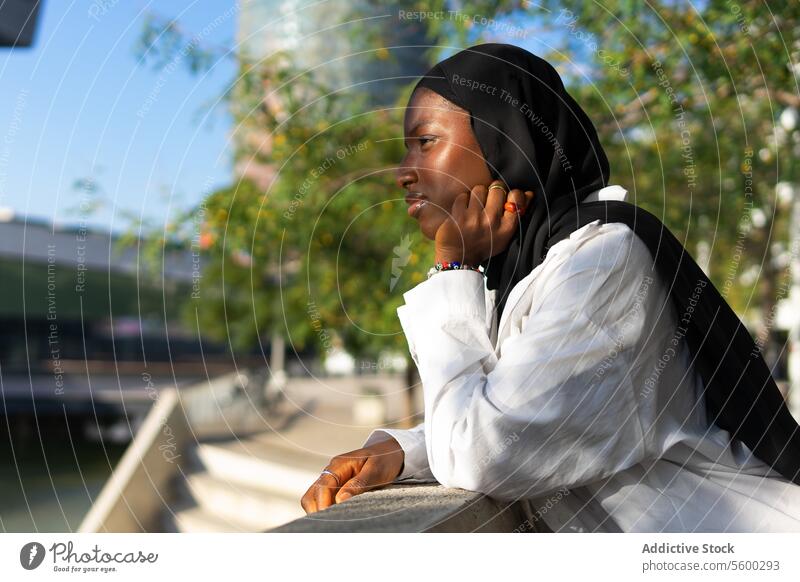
[0,1,237,233]
[0,2,566,234]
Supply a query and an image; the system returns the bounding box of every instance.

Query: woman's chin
[411,208,442,239]
[417,219,439,241]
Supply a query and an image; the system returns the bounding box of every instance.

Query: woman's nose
[395,163,417,191]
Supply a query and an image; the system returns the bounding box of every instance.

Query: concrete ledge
[268,483,543,533]
[78,373,241,532]
[78,388,191,532]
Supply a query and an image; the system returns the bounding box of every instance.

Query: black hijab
[413,43,800,485]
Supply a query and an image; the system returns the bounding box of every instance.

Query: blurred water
[0,431,126,532]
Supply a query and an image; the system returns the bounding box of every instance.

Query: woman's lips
[405,194,427,218]
[407,199,427,217]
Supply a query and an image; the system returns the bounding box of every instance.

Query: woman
[300,43,800,532]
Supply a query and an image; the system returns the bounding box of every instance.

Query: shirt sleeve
[362,423,436,482]
[400,224,655,501]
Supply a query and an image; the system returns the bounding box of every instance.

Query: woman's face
[396,87,493,240]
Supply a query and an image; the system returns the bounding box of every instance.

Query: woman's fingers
[301,439,405,514]
[451,190,470,221]
[524,190,534,208]
[469,183,489,210]
[312,470,341,512]
[488,189,532,257]
[301,473,329,514]
[503,188,528,217]
[335,438,404,504]
[496,189,526,235]
[485,180,508,224]
[301,460,356,514]
[300,486,317,514]
[434,182,536,263]
[335,457,385,503]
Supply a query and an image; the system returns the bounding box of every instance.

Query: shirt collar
[583,184,628,203]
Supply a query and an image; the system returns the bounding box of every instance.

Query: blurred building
[0,208,232,439]
[0,209,199,370]
[232,0,430,189]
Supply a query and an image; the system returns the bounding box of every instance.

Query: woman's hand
[434,180,534,265]
[300,436,405,514]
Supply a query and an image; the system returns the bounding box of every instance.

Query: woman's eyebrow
[406,119,434,136]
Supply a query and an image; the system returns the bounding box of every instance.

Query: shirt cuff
[399,269,495,387]
[402,269,486,321]
[396,270,487,371]
[363,428,433,482]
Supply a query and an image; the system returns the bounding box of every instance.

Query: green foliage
[538,0,800,318]
[132,3,522,359]
[131,1,799,358]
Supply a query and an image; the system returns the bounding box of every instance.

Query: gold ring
[488,184,506,193]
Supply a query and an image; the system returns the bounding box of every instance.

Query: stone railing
[78,372,251,532]
[269,483,552,533]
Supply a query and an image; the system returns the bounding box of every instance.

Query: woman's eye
[403,135,436,150]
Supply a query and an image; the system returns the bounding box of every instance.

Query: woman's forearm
[400,229,655,501]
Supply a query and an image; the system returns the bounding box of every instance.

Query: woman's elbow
[430,464,489,495]
[428,448,511,497]
[430,446,563,501]
[426,419,527,495]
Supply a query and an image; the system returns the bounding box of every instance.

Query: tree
[534,0,800,367]
[133,1,522,424]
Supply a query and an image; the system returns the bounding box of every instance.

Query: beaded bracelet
[426,260,484,280]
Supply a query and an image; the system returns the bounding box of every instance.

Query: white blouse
[363,185,800,532]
